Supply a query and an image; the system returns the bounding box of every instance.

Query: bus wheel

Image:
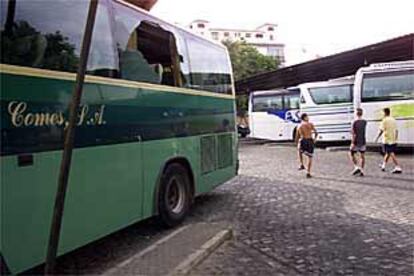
[158,163,191,227]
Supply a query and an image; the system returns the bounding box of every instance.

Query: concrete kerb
[170,228,233,276]
[104,225,190,275]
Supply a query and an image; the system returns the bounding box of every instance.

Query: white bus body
[249,88,301,141]
[354,60,414,146]
[299,78,354,142]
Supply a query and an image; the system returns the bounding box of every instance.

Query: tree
[1,21,79,72]
[223,40,279,115]
[223,40,279,81]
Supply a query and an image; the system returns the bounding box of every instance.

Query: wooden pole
[44,0,99,274]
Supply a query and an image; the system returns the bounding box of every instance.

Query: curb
[104,225,190,275]
[170,228,233,276]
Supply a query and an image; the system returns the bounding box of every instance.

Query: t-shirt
[380,116,397,145]
[352,119,367,146]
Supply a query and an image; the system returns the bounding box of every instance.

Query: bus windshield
[362,70,414,102]
[308,85,353,104]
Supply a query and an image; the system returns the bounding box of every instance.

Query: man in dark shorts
[375,108,402,173]
[349,108,367,176]
[295,113,318,178]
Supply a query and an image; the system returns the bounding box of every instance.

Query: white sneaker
[392,167,402,174]
[352,167,361,175]
[379,163,386,172]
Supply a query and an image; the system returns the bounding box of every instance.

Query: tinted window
[309,85,352,104]
[362,70,414,102]
[0,0,118,76]
[0,0,89,72]
[285,93,300,109]
[253,95,283,112]
[113,2,183,86]
[185,35,232,94]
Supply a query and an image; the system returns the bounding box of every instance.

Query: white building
[188,19,286,65]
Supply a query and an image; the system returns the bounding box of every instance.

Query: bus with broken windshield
[0,0,236,273]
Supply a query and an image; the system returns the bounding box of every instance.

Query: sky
[152,0,414,66]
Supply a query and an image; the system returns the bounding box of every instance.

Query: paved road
[191,141,414,275]
[28,141,413,275]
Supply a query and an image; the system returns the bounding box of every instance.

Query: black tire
[241,133,247,138]
[158,163,191,227]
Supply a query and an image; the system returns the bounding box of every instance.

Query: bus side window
[184,35,233,94]
[0,1,90,72]
[284,94,298,110]
[113,2,182,86]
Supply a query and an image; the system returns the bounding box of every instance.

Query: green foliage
[43,31,79,72]
[1,21,79,72]
[223,40,279,114]
[236,94,248,116]
[223,40,279,81]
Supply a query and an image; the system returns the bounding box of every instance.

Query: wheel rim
[166,176,186,214]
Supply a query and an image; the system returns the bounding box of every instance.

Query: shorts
[299,138,314,157]
[383,144,397,154]
[350,144,366,154]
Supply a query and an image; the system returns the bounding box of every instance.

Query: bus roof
[357,60,414,74]
[251,87,299,96]
[297,77,354,89]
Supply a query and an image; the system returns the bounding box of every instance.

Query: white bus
[249,88,301,141]
[299,77,354,142]
[354,60,414,146]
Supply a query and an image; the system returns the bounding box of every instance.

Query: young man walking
[295,113,318,178]
[375,107,402,174]
[349,108,367,176]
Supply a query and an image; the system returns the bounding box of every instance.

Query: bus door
[252,94,285,140]
[282,93,301,140]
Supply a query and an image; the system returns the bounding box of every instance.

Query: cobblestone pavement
[27,141,413,275]
[191,141,414,275]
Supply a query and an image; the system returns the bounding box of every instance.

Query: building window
[256,33,263,38]
[197,23,205,28]
[211,32,219,40]
[268,26,274,31]
[224,32,229,37]
[245,33,251,38]
[270,35,274,40]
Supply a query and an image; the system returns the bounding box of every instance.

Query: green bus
[0,0,237,273]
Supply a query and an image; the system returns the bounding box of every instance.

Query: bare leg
[360,153,365,169]
[307,156,312,175]
[389,153,400,166]
[298,151,304,167]
[383,153,390,164]
[349,152,357,167]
